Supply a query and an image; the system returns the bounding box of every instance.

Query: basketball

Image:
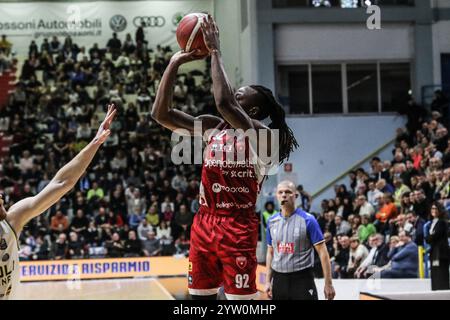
[176,13,209,56]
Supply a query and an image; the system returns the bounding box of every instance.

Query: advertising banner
[0,0,213,56]
[20,256,189,282]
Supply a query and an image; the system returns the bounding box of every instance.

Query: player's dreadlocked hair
[249,85,299,164]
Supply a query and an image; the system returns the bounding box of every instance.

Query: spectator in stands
[332,235,350,279]
[51,233,68,260]
[124,230,142,257]
[393,177,411,207]
[297,185,312,211]
[142,231,161,257]
[262,201,277,228]
[413,189,431,220]
[70,209,89,239]
[376,230,418,279]
[145,204,160,228]
[175,232,190,257]
[32,236,50,261]
[375,193,398,233]
[356,195,375,218]
[426,202,450,290]
[67,232,85,259]
[358,215,376,244]
[347,237,369,278]
[105,232,124,258]
[354,233,389,279]
[405,211,425,245]
[50,210,69,236]
[137,219,152,241]
[174,204,193,233]
[0,35,12,56]
[334,215,351,236]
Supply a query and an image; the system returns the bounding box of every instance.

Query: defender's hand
[93,104,117,145]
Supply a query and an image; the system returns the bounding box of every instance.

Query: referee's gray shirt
[266,208,324,273]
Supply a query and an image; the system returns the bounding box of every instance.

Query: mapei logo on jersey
[277,242,295,254]
[236,256,248,270]
[211,183,249,194]
[109,15,127,32]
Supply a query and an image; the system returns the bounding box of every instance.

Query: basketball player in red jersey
[151,14,298,300]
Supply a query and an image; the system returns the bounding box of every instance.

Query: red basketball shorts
[188,208,259,300]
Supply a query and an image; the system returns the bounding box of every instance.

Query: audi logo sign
[133,16,166,28]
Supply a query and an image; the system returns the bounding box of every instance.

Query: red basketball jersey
[199,122,265,215]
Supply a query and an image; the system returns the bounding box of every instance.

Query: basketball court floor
[13,277,450,300]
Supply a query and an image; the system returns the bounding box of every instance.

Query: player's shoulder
[267,212,282,225]
[294,208,318,222]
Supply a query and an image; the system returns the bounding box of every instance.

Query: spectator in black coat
[426,202,450,290]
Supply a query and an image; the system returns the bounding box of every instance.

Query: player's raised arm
[6,105,117,234]
[201,15,254,132]
[151,50,222,135]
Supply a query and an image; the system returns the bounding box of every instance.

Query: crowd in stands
[0,32,216,260]
[270,106,450,280]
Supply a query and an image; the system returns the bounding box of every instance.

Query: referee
[265,181,335,300]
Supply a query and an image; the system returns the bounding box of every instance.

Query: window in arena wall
[277,65,311,114]
[312,64,343,114]
[380,63,411,113]
[347,64,378,113]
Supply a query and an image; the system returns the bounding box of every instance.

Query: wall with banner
[19,256,189,282]
[0,0,213,57]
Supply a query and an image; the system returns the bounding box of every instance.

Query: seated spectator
[334,215,351,236]
[51,233,68,260]
[174,204,193,239]
[67,232,85,259]
[87,181,105,203]
[105,232,124,258]
[357,233,389,279]
[377,231,418,279]
[50,210,69,236]
[142,231,161,257]
[128,211,143,230]
[95,207,112,235]
[124,230,142,257]
[145,205,160,228]
[137,219,152,241]
[358,215,376,244]
[347,237,369,277]
[412,189,430,220]
[393,177,411,207]
[175,232,190,257]
[31,236,50,260]
[156,221,171,240]
[70,209,89,239]
[356,195,375,218]
[405,212,425,245]
[85,221,100,247]
[375,193,398,233]
[332,235,350,279]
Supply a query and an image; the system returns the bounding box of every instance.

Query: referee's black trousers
[272,268,318,300]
